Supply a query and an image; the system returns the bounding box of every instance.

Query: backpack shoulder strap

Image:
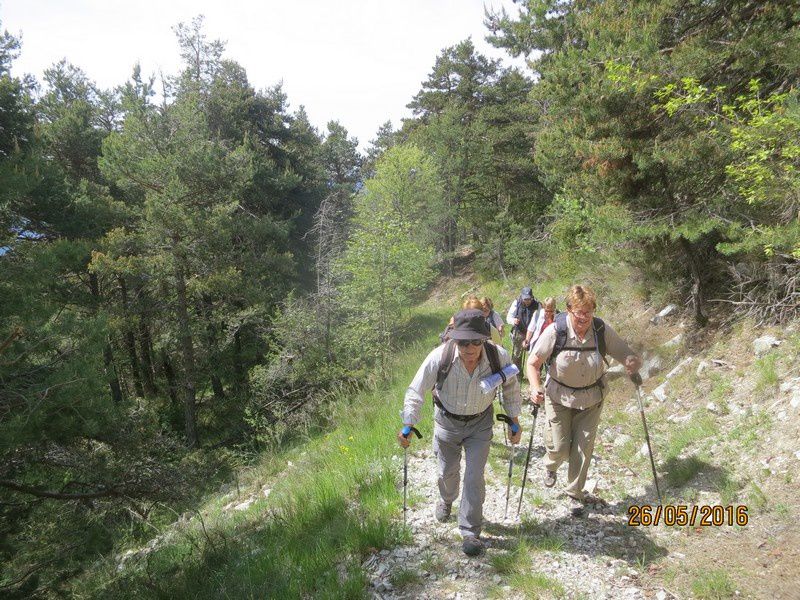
[483,341,502,376]
[550,312,569,364]
[435,340,457,392]
[592,317,606,356]
[592,317,609,367]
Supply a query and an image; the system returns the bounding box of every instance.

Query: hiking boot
[435,501,452,523]
[567,495,585,517]
[461,535,483,557]
[543,470,557,488]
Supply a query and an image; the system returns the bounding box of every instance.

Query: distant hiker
[480,296,504,339]
[506,286,539,372]
[442,296,501,344]
[526,285,641,515]
[399,309,521,556]
[524,297,557,353]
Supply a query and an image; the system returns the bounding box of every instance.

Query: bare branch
[0,478,122,500]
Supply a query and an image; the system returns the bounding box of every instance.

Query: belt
[433,398,491,422]
[548,375,604,392]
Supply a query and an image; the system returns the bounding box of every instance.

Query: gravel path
[364,406,677,600]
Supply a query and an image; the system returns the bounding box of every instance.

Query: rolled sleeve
[506,300,518,325]
[401,346,442,424]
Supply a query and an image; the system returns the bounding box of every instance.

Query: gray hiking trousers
[433,405,494,537]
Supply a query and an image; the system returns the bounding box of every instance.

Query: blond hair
[565,285,596,311]
[479,296,494,311]
[462,295,482,310]
[542,297,556,311]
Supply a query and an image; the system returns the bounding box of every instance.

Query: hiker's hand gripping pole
[399,426,422,528]
[630,373,663,506]
[496,414,520,519]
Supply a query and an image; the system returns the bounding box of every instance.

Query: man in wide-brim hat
[398,309,521,556]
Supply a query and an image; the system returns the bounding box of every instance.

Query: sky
[1,0,529,150]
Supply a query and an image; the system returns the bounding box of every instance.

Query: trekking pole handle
[496,414,519,434]
[630,372,643,387]
[401,426,422,439]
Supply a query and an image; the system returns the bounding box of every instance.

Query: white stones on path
[364,413,657,599]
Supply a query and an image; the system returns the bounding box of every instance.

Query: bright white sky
[1,0,528,150]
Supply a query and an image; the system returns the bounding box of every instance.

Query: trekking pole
[631,373,663,505]
[401,426,422,527]
[496,413,517,519]
[516,402,539,516]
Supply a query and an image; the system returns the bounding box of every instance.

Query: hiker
[526,285,641,515]
[524,297,557,353]
[442,296,501,344]
[480,296,504,339]
[506,287,538,372]
[398,309,522,556]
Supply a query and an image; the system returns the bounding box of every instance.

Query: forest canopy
[1,3,799,595]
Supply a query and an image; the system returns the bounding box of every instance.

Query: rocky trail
[364,406,676,600]
[362,319,800,600]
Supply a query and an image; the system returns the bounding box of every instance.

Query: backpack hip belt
[547,374,605,392]
[433,397,492,422]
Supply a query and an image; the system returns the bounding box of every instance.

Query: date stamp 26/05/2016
[627,504,749,527]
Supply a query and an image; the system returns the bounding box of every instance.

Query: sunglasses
[456,339,484,347]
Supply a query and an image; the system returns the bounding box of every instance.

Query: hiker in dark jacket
[506,286,538,372]
[526,285,641,515]
[398,309,521,556]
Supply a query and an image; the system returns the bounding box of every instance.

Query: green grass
[71,308,452,599]
[525,492,549,508]
[773,503,790,518]
[490,539,532,575]
[709,373,734,406]
[663,454,706,487]
[754,354,779,392]
[716,471,741,506]
[508,572,566,599]
[389,567,422,588]
[746,481,768,512]
[680,486,700,503]
[661,565,678,585]
[729,410,772,451]
[664,411,718,459]
[691,569,737,599]
[518,517,566,552]
[419,549,446,575]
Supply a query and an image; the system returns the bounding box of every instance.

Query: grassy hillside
[72,263,800,599]
[71,306,451,598]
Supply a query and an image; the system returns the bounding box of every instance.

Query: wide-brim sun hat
[449,309,490,340]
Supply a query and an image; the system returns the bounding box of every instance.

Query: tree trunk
[103,343,124,404]
[497,238,509,284]
[233,329,247,394]
[200,296,225,403]
[160,349,180,411]
[119,277,145,398]
[138,319,158,397]
[680,238,709,327]
[89,272,124,403]
[173,255,199,447]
